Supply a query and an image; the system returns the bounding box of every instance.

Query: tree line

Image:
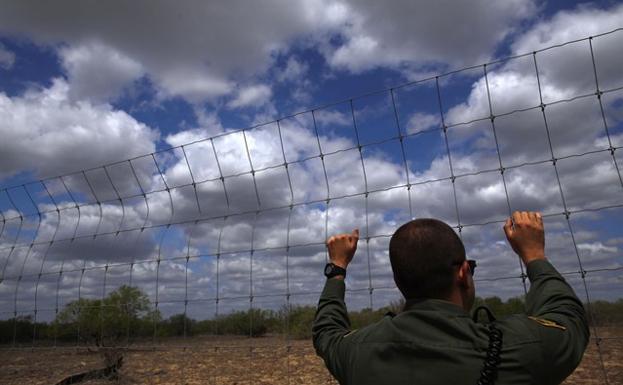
[2,285,622,345]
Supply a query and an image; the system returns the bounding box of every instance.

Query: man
[313,211,589,384]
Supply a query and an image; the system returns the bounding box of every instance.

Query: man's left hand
[326,229,359,269]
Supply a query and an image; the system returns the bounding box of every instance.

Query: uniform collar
[403,298,469,316]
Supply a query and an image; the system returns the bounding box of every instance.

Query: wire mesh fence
[1,29,622,384]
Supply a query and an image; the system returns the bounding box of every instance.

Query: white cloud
[577,241,618,255]
[326,0,537,72]
[0,43,15,69]
[277,56,309,83]
[165,128,211,149]
[60,41,143,103]
[406,112,440,133]
[508,3,623,101]
[433,6,623,230]
[228,84,273,109]
[329,35,379,70]
[511,3,623,54]
[0,0,349,102]
[0,0,540,102]
[442,5,623,169]
[313,109,351,127]
[0,79,158,179]
[156,67,235,102]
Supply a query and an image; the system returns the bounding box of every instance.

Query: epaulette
[343,329,358,338]
[528,316,566,330]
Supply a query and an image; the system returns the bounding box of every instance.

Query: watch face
[325,264,333,275]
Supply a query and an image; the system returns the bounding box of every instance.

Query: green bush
[349,308,385,330]
[217,308,272,337]
[589,299,623,326]
[0,315,49,344]
[2,293,622,346]
[159,313,196,337]
[53,285,155,345]
[286,305,316,339]
[473,296,526,320]
[191,309,274,337]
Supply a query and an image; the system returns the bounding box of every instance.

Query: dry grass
[0,327,620,384]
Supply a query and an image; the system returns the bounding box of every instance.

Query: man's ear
[457,261,469,289]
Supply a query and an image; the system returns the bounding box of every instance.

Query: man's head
[389,218,474,309]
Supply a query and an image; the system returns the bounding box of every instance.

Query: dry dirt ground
[1,327,620,384]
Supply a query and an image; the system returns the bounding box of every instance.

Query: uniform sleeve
[312,278,353,383]
[525,259,590,384]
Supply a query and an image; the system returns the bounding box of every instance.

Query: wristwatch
[324,263,346,278]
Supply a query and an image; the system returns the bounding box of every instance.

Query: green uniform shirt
[312,259,589,385]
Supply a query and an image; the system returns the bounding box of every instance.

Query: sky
[0,0,622,324]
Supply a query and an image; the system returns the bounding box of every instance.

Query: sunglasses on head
[452,259,477,276]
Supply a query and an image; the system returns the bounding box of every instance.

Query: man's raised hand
[503,211,546,265]
[326,229,359,269]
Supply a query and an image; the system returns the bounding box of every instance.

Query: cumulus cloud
[227,84,273,109]
[511,3,623,53]
[59,41,143,102]
[326,0,537,72]
[441,6,623,169]
[426,8,623,253]
[0,0,540,103]
[156,67,235,102]
[0,0,349,102]
[0,79,158,179]
[277,56,309,83]
[406,112,440,134]
[509,3,623,99]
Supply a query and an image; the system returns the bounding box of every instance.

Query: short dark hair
[389,218,465,300]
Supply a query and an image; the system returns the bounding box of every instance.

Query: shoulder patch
[528,316,566,330]
[343,329,358,338]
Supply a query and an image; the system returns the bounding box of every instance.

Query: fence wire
[1,29,623,384]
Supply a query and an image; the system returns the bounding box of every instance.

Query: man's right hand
[503,211,546,265]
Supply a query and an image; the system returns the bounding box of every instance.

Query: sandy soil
[0,327,620,384]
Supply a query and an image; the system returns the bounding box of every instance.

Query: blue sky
[0,0,622,322]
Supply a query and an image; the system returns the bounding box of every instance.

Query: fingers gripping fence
[1,30,623,384]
